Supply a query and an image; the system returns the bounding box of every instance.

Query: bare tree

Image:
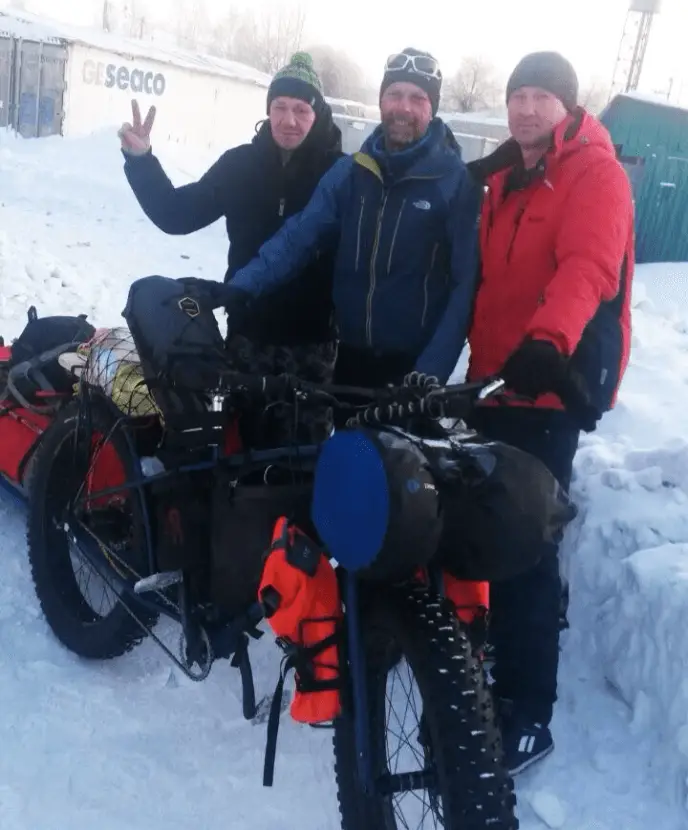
[442,56,503,113]
[172,0,213,52]
[307,44,370,102]
[120,0,148,39]
[102,0,112,32]
[579,77,612,114]
[211,3,307,75]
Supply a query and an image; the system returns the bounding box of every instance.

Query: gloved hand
[500,339,568,400]
[118,99,155,157]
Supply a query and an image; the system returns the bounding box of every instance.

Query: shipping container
[0,9,271,155]
[601,92,688,263]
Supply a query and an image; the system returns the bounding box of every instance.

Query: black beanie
[379,48,442,116]
[506,51,579,113]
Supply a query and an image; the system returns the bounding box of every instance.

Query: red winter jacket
[468,109,635,422]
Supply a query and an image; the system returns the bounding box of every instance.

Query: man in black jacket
[118,52,342,446]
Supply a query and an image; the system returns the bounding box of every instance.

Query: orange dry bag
[259,516,343,786]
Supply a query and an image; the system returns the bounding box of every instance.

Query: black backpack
[8,306,95,397]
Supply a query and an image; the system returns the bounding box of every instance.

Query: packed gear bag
[122,275,229,386]
[259,516,342,723]
[258,516,343,786]
[210,469,313,618]
[428,436,577,582]
[79,327,158,417]
[311,427,443,581]
[153,473,212,574]
[312,425,576,584]
[121,276,232,435]
[7,306,95,399]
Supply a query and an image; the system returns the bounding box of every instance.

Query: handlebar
[216,372,508,426]
[214,368,597,432]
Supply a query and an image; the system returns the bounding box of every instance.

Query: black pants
[469,406,580,726]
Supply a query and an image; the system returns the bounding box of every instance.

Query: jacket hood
[361,117,463,181]
[550,107,616,161]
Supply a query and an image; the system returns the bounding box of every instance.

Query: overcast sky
[7,0,687,100]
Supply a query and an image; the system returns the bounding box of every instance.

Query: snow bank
[561,263,688,808]
[0,126,226,340]
[2,126,688,827]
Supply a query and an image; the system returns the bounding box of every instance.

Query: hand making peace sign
[118,99,156,156]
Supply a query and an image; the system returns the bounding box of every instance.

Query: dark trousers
[469,406,580,726]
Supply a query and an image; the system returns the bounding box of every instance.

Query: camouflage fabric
[226,334,337,448]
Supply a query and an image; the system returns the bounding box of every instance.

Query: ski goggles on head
[385,53,441,79]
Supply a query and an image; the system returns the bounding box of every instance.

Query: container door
[0,37,13,129]
[36,42,67,137]
[16,40,67,138]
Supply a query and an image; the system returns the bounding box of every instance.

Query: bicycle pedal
[134,570,183,594]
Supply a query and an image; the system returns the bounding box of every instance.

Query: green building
[600,93,688,263]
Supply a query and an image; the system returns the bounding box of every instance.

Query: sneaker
[501,718,554,776]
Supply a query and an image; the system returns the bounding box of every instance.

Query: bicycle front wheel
[333,584,518,829]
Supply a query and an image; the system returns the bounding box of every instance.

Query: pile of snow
[0,125,227,340]
[0,127,687,827]
[561,262,688,808]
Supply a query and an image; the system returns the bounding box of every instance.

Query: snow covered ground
[0,125,687,829]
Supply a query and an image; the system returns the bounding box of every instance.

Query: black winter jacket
[122,108,344,346]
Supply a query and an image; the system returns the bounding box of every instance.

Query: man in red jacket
[467,52,635,775]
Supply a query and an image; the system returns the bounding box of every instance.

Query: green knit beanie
[267,52,324,113]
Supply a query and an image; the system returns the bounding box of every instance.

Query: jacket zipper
[387,199,406,273]
[506,204,526,262]
[366,190,388,346]
[278,197,286,217]
[355,196,365,271]
[421,243,439,327]
[362,172,441,347]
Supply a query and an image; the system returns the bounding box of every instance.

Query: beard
[382,113,425,150]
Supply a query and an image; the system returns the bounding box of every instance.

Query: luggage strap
[263,627,342,788]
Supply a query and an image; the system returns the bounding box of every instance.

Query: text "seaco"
[82,60,166,96]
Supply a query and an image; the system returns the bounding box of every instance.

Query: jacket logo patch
[413,200,431,210]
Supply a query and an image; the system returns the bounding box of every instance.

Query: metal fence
[0,36,67,138]
[332,113,500,162]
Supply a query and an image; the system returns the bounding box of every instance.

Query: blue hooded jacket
[231,117,481,383]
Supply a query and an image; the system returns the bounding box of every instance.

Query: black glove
[501,339,568,400]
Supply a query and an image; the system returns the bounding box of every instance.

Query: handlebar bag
[311,426,443,581]
[122,275,228,394]
[425,436,578,582]
[312,425,577,584]
[122,275,231,426]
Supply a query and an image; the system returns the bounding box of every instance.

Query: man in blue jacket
[227,48,481,389]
